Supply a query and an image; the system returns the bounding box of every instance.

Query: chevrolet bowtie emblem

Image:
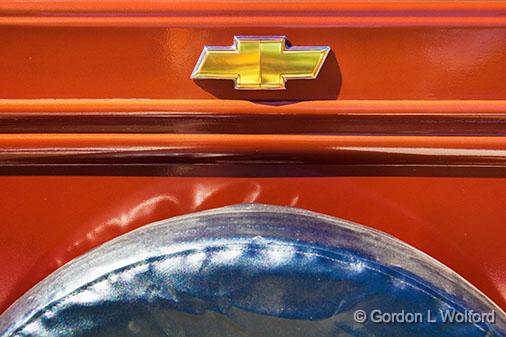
[191,36,330,90]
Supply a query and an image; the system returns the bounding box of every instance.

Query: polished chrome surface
[0,204,504,336]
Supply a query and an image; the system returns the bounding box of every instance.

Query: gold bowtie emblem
[191,36,330,90]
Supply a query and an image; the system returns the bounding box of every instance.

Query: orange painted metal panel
[0,2,505,101]
[0,27,505,100]
[0,0,505,324]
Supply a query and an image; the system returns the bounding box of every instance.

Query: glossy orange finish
[2,100,506,135]
[3,134,506,166]
[1,1,506,101]
[2,99,506,114]
[1,1,506,27]
[0,0,505,323]
[1,26,506,101]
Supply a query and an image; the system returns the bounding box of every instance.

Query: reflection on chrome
[1,204,504,337]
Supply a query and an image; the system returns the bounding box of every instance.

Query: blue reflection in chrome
[11,238,504,337]
[1,204,504,337]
